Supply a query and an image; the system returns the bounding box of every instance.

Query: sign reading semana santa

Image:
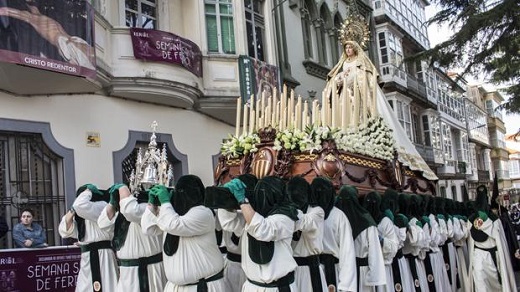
[130,28,203,77]
[0,246,81,292]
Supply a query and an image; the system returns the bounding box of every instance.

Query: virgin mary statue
[326,15,438,181]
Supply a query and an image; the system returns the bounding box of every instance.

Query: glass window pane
[206,16,218,52]
[221,16,235,53]
[219,3,233,15]
[126,11,138,27]
[142,4,156,17]
[126,0,138,11]
[205,4,216,14]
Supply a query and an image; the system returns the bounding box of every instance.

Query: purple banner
[0,0,96,79]
[131,28,203,77]
[0,246,81,292]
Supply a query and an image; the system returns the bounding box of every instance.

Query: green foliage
[411,0,519,113]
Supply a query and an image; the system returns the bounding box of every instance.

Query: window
[301,0,315,59]
[393,100,412,141]
[510,160,520,177]
[125,0,156,29]
[245,0,265,61]
[442,122,453,160]
[0,132,66,248]
[431,116,441,151]
[318,5,332,66]
[205,0,235,54]
[412,113,421,144]
[451,185,458,201]
[462,185,469,201]
[377,30,404,79]
[461,132,469,163]
[440,186,447,198]
[422,115,431,146]
[331,15,342,64]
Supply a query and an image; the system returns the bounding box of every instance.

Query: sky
[425,5,520,135]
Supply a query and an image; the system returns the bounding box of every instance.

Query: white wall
[0,92,233,188]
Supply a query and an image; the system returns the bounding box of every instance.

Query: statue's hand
[335,72,344,83]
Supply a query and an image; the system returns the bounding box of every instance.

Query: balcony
[379,65,407,87]
[406,75,427,99]
[414,144,434,162]
[496,169,510,180]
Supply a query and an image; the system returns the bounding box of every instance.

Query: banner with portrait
[238,55,281,103]
[0,0,96,78]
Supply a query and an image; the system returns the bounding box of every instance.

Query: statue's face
[345,44,356,57]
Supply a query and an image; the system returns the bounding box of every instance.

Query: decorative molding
[302,60,330,80]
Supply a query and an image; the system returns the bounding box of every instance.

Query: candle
[243,103,249,136]
[281,85,287,130]
[312,100,318,125]
[332,79,337,128]
[296,95,302,129]
[275,101,280,127]
[256,98,261,130]
[303,101,309,129]
[235,97,241,137]
[321,90,326,127]
[289,90,295,128]
[249,109,256,133]
[346,88,352,127]
[341,88,347,130]
[353,78,359,126]
[267,94,273,126]
[250,95,255,133]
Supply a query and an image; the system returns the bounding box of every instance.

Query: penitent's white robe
[141,204,228,292]
[354,226,387,292]
[241,213,298,291]
[292,206,327,292]
[445,218,459,292]
[58,190,118,292]
[322,207,357,292]
[394,225,415,292]
[428,215,451,292]
[467,218,517,292]
[376,217,399,292]
[98,197,166,292]
[402,218,428,292]
[452,217,470,292]
[217,209,247,292]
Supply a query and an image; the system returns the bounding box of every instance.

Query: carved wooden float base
[214,140,435,196]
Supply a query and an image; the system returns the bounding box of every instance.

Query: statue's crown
[338,14,370,49]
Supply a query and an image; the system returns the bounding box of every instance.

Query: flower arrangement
[220,116,396,161]
[220,133,261,159]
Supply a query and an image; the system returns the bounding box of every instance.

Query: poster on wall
[0,246,81,292]
[238,55,280,103]
[130,28,203,77]
[0,0,96,78]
